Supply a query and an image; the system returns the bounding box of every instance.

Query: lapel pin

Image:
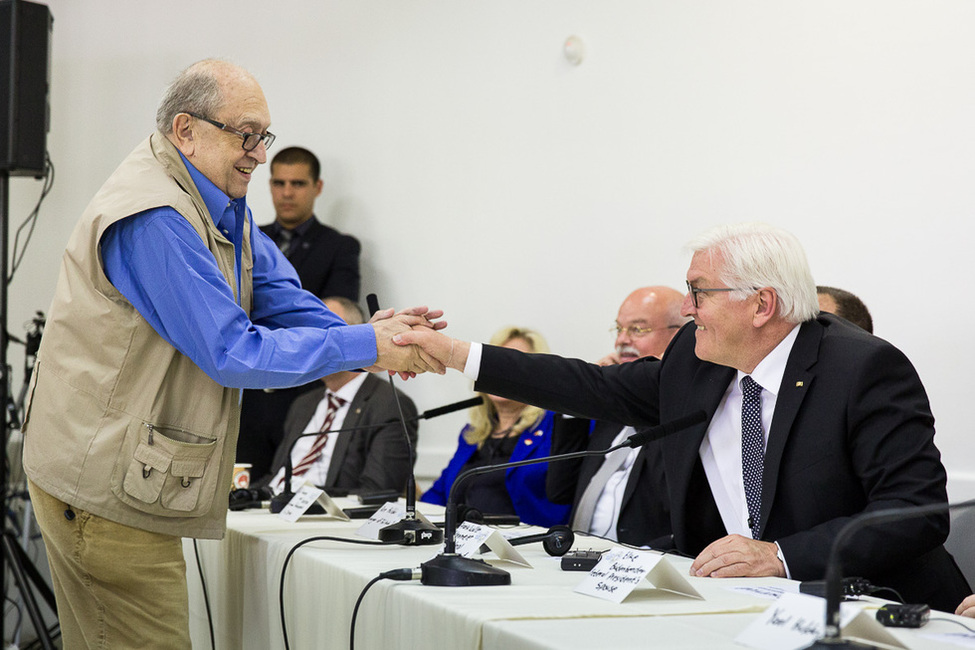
[795,381,803,387]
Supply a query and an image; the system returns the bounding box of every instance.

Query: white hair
[685,222,819,324]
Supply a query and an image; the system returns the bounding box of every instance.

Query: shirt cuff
[463,342,483,380]
[774,541,792,579]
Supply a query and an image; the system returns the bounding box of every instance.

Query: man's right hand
[391,328,470,373]
[369,307,448,375]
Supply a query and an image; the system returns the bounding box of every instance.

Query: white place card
[277,484,325,523]
[355,501,407,539]
[735,592,907,650]
[574,549,702,604]
[314,490,350,522]
[454,522,531,567]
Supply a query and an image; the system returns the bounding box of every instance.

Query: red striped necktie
[291,392,347,480]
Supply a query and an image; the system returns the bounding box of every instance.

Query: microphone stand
[805,497,975,648]
[421,411,707,586]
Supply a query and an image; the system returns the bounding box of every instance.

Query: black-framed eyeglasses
[186,112,275,152]
[685,280,754,309]
[610,323,682,338]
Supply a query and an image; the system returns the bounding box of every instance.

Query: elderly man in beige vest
[22,59,444,648]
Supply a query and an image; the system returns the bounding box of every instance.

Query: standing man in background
[238,146,362,478]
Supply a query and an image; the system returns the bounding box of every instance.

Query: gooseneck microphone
[805,497,975,649]
[420,410,708,587]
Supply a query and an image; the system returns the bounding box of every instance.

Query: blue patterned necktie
[740,375,765,539]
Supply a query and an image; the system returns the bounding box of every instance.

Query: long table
[184,502,971,650]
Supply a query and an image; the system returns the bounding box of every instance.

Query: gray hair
[155,60,226,134]
[685,222,819,324]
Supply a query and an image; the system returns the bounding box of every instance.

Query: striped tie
[291,393,346,480]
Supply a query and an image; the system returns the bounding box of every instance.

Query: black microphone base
[269,493,291,514]
[420,553,511,587]
[378,516,444,546]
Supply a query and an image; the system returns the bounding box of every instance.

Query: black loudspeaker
[0,0,52,177]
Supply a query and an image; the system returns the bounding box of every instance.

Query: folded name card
[574,549,702,604]
[453,521,530,567]
[735,592,907,650]
[276,483,349,523]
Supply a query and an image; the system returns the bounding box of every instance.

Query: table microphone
[421,410,708,587]
[804,497,975,649]
[266,395,482,513]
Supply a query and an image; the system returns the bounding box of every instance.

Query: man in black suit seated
[816,285,873,333]
[254,297,418,495]
[238,146,363,478]
[395,222,970,612]
[547,286,687,544]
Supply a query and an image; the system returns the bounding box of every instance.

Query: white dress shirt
[270,372,368,493]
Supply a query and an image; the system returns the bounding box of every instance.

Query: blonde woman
[421,326,570,527]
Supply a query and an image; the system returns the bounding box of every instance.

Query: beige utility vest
[22,132,253,539]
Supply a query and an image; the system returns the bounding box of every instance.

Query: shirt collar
[177,151,248,233]
[330,371,368,403]
[736,324,801,397]
[270,216,315,239]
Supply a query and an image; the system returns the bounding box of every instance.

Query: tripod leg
[3,531,57,650]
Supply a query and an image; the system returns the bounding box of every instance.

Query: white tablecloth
[184,503,970,650]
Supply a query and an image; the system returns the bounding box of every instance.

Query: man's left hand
[690,534,786,578]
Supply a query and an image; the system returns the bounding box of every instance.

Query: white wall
[10,0,975,490]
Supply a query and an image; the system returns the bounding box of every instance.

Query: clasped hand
[368,306,447,377]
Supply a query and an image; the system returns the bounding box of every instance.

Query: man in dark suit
[547,286,687,544]
[396,222,970,612]
[817,285,873,333]
[253,297,418,495]
[238,146,362,478]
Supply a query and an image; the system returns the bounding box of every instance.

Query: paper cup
[232,463,252,490]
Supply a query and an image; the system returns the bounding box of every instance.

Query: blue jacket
[421,411,570,528]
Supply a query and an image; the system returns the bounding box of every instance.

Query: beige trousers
[27,481,192,649]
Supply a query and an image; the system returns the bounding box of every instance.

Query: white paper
[735,592,862,650]
[918,632,975,648]
[355,501,406,540]
[276,484,325,523]
[574,548,659,604]
[453,521,493,557]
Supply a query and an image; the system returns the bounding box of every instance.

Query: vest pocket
[120,422,217,514]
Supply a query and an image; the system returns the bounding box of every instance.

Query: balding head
[613,286,689,362]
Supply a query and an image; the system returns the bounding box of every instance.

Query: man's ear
[753,288,778,327]
[169,113,195,156]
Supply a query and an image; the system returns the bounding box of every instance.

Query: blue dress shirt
[100,153,376,389]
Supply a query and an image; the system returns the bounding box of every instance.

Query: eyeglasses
[186,112,275,152]
[611,323,682,338]
[685,280,754,308]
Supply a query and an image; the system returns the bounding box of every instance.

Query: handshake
[368,305,466,378]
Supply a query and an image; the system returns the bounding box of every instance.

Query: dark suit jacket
[476,314,970,612]
[254,373,418,494]
[265,218,361,302]
[546,417,670,546]
[236,218,362,477]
